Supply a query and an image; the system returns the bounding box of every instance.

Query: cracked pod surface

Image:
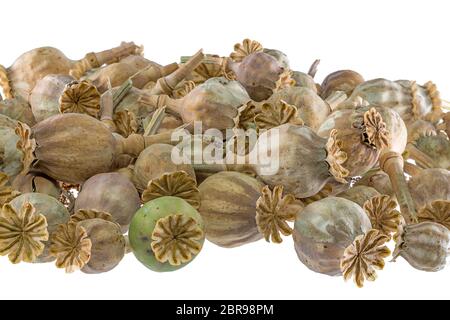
[9,193,70,263]
[293,197,372,276]
[198,171,264,248]
[75,173,141,232]
[129,196,205,272]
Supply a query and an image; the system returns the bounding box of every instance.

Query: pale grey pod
[394,222,450,272]
[263,48,290,69]
[291,71,317,93]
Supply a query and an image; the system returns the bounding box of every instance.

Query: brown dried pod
[291,71,318,93]
[254,100,304,130]
[113,110,138,137]
[363,195,401,235]
[8,192,70,262]
[393,222,450,272]
[355,169,394,197]
[140,77,250,132]
[0,97,35,126]
[406,132,450,170]
[0,172,20,206]
[133,143,195,191]
[318,107,392,177]
[142,171,200,209]
[320,70,365,100]
[255,185,303,243]
[0,202,48,263]
[341,229,391,288]
[337,185,380,208]
[408,168,450,211]
[74,172,141,231]
[0,42,141,101]
[198,171,265,248]
[263,48,290,69]
[51,218,126,274]
[11,173,61,200]
[14,114,175,184]
[251,125,349,198]
[30,75,101,122]
[407,119,437,144]
[440,112,450,137]
[293,197,372,276]
[339,79,443,125]
[418,200,450,230]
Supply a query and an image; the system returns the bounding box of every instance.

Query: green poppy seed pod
[293,197,372,276]
[394,222,450,272]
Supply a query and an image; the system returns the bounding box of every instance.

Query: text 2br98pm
[176,304,275,317]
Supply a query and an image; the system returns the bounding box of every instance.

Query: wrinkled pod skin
[251,124,346,198]
[338,79,441,124]
[12,173,61,199]
[198,171,264,248]
[9,193,70,263]
[408,168,450,211]
[78,218,126,274]
[320,70,364,100]
[129,196,205,272]
[293,197,372,276]
[394,222,450,272]
[75,173,141,232]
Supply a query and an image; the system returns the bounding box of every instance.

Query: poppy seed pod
[320,70,364,100]
[408,168,450,211]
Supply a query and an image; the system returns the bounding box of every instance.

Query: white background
[0,0,449,300]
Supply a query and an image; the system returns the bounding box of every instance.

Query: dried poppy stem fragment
[417,200,450,230]
[254,100,304,130]
[341,229,391,288]
[0,202,48,263]
[49,223,92,273]
[151,214,204,266]
[255,185,303,243]
[0,172,21,206]
[142,171,200,209]
[380,151,417,223]
[363,195,402,235]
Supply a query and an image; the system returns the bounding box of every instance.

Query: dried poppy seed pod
[0,97,36,126]
[339,79,443,125]
[320,70,364,100]
[0,42,141,101]
[263,48,290,69]
[133,143,195,191]
[0,122,26,178]
[337,185,380,208]
[251,125,349,198]
[355,169,394,198]
[11,173,61,200]
[393,222,450,272]
[8,192,70,263]
[293,197,372,276]
[406,132,450,170]
[129,196,205,272]
[267,86,342,131]
[74,173,141,232]
[198,171,265,248]
[408,168,450,211]
[140,77,250,132]
[406,119,437,144]
[30,75,101,122]
[318,107,392,177]
[291,71,317,93]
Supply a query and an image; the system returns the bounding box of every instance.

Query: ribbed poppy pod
[338,79,443,124]
[0,97,35,126]
[0,43,141,101]
[408,168,450,211]
[393,222,450,272]
[252,124,349,198]
[318,107,392,177]
[293,197,372,276]
[75,173,141,232]
[30,75,101,122]
[198,171,264,248]
[320,70,364,100]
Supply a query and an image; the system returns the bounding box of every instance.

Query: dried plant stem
[130,63,179,89]
[403,161,423,177]
[113,79,133,109]
[100,79,116,131]
[308,59,320,78]
[144,107,166,136]
[380,151,417,223]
